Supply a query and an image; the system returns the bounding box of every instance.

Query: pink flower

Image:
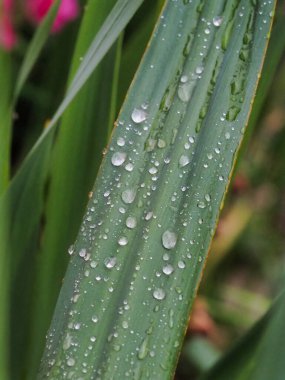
[26,0,79,32]
[0,0,17,50]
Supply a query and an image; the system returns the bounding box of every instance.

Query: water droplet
[138,337,149,359]
[67,358,75,367]
[125,163,134,172]
[149,167,158,175]
[117,137,125,146]
[162,264,174,275]
[197,201,206,209]
[189,136,195,144]
[196,65,204,75]
[122,188,136,204]
[92,315,98,323]
[104,257,117,269]
[79,248,87,258]
[68,245,74,255]
[204,28,210,35]
[118,236,128,246]
[180,75,188,83]
[157,139,166,148]
[153,288,166,300]
[213,16,223,27]
[111,152,127,166]
[178,260,186,269]
[178,84,191,103]
[205,194,211,202]
[145,211,153,221]
[162,230,177,249]
[131,108,147,123]
[179,155,190,168]
[126,216,137,229]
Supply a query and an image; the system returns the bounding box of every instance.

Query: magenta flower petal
[0,0,17,50]
[26,0,79,32]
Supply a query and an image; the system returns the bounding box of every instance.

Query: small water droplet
[68,245,74,255]
[205,194,211,202]
[122,188,136,204]
[196,65,204,74]
[92,315,98,323]
[117,137,125,146]
[126,216,137,229]
[67,358,75,367]
[111,152,127,166]
[213,16,223,27]
[162,230,177,249]
[178,260,185,269]
[153,288,166,300]
[189,136,195,144]
[179,155,190,167]
[118,236,128,246]
[104,257,117,269]
[197,201,206,209]
[125,162,134,172]
[131,108,148,124]
[162,264,174,275]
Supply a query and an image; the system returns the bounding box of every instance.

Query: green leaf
[13,0,61,100]
[26,1,122,377]
[200,287,285,380]
[38,0,275,378]
[0,51,13,194]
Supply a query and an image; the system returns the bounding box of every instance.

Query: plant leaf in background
[200,287,285,380]
[26,1,122,377]
[38,0,275,378]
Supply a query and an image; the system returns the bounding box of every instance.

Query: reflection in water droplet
[111,152,127,166]
[153,288,166,300]
[162,230,177,249]
[197,201,206,209]
[131,108,148,123]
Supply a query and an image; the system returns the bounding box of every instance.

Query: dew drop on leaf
[111,152,127,166]
[162,264,174,275]
[126,216,137,229]
[118,236,128,246]
[131,108,148,123]
[122,188,136,204]
[104,257,117,269]
[213,16,223,27]
[162,230,177,249]
[153,288,166,300]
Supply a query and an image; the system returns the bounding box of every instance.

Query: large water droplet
[122,188,136,204]
[111,152,127,166]
[131,108,148,124]
[153,288,166,300]
[162,230,177,249]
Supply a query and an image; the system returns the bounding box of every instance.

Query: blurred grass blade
[0,50,13,379]
[26,1,122,377]
[0,51,13,194]
[51,0,144,126]
[200,288,285,380]
[0,130,53,380]
[39,0,275,378]
[13,0,60,100]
